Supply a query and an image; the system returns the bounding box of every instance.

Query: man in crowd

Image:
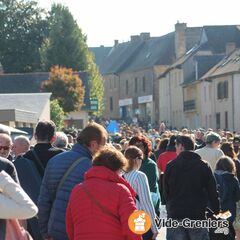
[195,132,224,171]
[38,122,108,240]
[164,135,220,240]
[23,120,63,178]
[12,135,30,159]
[0,132,18,182]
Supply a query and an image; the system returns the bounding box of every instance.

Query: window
[216,113,221,130]
[135,78,138,93]
[209,85,212,100]
[110,79,112,89]
[223,81,228,98]
[217,81,228,99]
[110,97,113,111]
[126,80,128,95]
[142,77,146,92]
[204,86,207,102]
[225,111,228,130]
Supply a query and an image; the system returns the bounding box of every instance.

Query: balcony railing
[184,100,196,112]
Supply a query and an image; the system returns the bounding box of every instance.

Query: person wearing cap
[195,132,224,171]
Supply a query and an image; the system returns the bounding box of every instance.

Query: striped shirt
[124,170,158,233]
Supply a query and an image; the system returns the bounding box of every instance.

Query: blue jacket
[38,143,92,240]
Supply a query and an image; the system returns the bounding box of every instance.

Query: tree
[41,3,104,115]
[42,66,85,113]
[87,53,104,116]
[0,0,48,72]
[50,99,65,130]
[41,4,89,71]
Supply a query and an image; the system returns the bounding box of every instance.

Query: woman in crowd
[221,142,240,181]
[0,170,38,219]
[0,170,38,239]
[214,156,240,240]
[124,146,159,240]
[66,146,142,240]
[128,136,161,216]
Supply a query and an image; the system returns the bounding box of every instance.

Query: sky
[38,0,240,47]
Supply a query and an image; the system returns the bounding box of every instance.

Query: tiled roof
[201,48,240,80]
[89,46,112,73]
[184,54,225,84]
[121,33,175,73]
[185,27,202,50]
[100,40,144,74]
[201,25,240,53]
[0,72,90,109]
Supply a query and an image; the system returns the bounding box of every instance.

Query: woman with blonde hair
[124,146,159,240]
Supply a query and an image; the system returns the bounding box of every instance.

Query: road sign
[90,98,98,111]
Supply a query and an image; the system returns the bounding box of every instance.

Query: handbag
[233,200,240,230]
[5,219,33,240]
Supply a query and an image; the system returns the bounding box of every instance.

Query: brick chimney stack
[175,22,187,59]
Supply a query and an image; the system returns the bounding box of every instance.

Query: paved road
[157,227,166,239]
[157,205,167,240]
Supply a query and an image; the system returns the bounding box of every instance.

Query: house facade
[159,24,240,130]
[200,48,240,131]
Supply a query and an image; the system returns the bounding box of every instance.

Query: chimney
[140,32,150,40]
[130,35,141,42]
[114,40,119,46]
[226,42,236,55]
[175,22,187,59]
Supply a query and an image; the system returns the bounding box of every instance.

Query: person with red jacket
[157,135,177,173]
[66,146,142,240]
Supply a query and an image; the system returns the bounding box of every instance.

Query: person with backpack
[38,123,108,240]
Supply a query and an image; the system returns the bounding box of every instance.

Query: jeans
[167,226,210,240]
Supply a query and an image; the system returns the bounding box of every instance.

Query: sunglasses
[0,146,10,151]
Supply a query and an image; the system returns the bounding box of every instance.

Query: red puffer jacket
[66,166,142,240]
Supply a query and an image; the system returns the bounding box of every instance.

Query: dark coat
[214,170,240,222]
[23,143,63,178]
[164,151,220,220]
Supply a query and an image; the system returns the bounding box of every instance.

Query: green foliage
[87,52,104,116]
[0,0,48,72]
[41,3,104,115]
[42,66,85,113]
[41,4,89,71]
[50,99,65,130]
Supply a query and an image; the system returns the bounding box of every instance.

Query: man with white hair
[12,135,30,158]
[53,132,69,150]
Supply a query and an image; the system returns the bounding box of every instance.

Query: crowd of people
[0,120,240,240]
